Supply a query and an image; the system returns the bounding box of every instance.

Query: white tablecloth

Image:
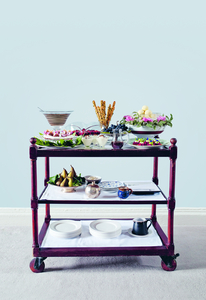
[40,181,165,202]
[41,219,163,248]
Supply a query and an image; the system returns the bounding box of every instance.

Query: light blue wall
[0,1,205,207]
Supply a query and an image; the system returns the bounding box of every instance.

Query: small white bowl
[84,175,102,184]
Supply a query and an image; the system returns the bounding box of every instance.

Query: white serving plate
[50,220,82,238]
[98,181,124,191]
[128,139,169,149]
[89,219,122,239]
[133,144,162,150]
[43,135,74,141]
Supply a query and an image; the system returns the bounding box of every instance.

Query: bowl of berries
[101,122,128,136]
[101,122,129,146]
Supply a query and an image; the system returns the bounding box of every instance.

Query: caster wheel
[30,258,45,273]
[161,259,177,271]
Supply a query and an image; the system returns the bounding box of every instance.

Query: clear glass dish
[39,108,73,130]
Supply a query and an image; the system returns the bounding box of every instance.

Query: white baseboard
[0,207,206,215]
[0,207,206,226]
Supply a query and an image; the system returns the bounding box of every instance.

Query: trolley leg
[151,157,158,222]
[168,138,177,251]
[161,138,179,271]
[30,141,39,249]
[45,156,50,223]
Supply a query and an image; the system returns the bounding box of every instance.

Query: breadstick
[111,101,116,117]
[106,104,111,127]
[97,106,103,125]
[93,100,100,122]
[100,100,106,126]
[107,104,115,126]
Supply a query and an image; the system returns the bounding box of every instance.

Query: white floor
[1,208,206,300]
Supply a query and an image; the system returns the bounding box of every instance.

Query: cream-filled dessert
[82,136,93,147]
[97,135,108,147]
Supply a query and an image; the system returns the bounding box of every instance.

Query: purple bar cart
[29,137,179,273]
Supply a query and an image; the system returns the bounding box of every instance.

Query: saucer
[128,228,152,237]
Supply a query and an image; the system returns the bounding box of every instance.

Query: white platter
[128,139,169,149]
[89,219,122,239]
[43,135,74,141]
[50,220,82,238]
[133,144,162,150]
[98,181,124,191]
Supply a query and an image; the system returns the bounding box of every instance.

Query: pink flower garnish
[157,116,166,122]
[124,115,134,122]
[142,117,153,122]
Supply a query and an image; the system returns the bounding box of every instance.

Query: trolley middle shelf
[38,180,167,205]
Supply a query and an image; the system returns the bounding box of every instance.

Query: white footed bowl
[129,125,165,138]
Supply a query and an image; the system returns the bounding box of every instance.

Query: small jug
[85,181,101,199]
[112,128,129,149]
[118,186,133,199]
[132,217,152,235]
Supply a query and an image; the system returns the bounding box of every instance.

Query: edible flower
[124,115,134,122]
[157,116,166,122]
[142,117,153,122]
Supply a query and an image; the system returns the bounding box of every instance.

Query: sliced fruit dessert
[43,129,73,140]
[43,129,101,140]
[69,129,101,136]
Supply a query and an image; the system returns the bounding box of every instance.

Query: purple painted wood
[44,156,50,223]
[38,246,169,257]
[38,198,167,205]
[152,157,158,185]
[151,157,159,222]
[36,147,171,158]
[167,138,177,251]
[35,219,170,258]
[38,221,49,246]
[29,137,178,270]
[30,138,39,249]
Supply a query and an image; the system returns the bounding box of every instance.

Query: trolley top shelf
[29,137,177,159]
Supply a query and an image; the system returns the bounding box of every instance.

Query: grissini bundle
[92,100,116,128]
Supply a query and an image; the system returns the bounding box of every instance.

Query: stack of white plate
[50,220,82,238]
[89,219,122,239]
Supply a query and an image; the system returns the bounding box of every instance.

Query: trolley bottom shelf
[30,219,179,272]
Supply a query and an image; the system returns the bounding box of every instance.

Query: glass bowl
[39,108,73,130]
